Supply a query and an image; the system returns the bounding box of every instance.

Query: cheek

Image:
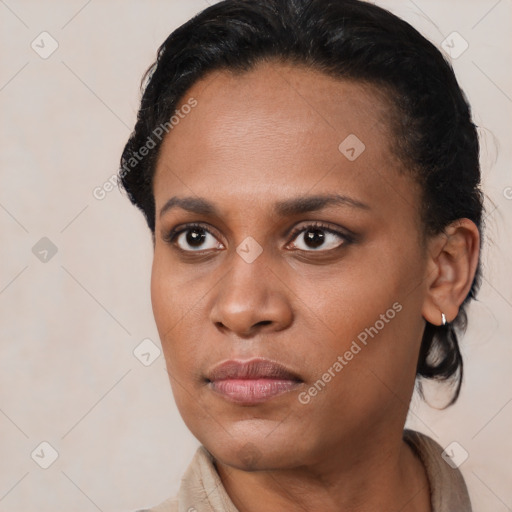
[150,249,199,332]
[150,252,214,378]
[150,264,197,409]
[296,246,424,393]
[150,255,173,335]
[150,254,189,364]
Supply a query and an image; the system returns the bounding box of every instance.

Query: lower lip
[209,378,301,404]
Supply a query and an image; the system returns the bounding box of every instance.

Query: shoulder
[403,429,472,512]
[131,444,237,512]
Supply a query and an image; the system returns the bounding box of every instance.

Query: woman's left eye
[287,224,349,251]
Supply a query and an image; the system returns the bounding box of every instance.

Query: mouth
[206,357,303,405]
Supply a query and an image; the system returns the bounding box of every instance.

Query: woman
[120,0,483,510]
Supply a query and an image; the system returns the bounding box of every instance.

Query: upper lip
[206,357,302,382]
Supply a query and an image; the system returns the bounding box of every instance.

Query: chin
[200,429,308,472]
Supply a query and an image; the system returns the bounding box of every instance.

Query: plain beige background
[0,0,511,511]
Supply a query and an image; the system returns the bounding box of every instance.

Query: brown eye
[184,228,207,247]
[302,228,326,249]
[288,223,349,251]
[166,224,224,252]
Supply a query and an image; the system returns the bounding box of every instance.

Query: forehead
[153,60,417,223]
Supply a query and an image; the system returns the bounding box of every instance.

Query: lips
[206,358,303,405]
[207,358,301,381]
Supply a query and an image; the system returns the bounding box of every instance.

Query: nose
[209,251,294,337]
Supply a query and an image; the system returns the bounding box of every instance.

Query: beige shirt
[138,429,472,512]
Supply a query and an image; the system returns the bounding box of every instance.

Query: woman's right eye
[167,224,224,252]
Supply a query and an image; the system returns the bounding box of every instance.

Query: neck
[214,430,431,512]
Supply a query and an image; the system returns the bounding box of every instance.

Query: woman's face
[151,61,431,470]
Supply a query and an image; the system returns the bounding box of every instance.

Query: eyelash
[163,221,353,253]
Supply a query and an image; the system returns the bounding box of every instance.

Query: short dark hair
[119,0,484,406]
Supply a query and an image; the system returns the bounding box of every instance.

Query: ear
[421,218,480,326]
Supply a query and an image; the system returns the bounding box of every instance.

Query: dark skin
[150,61,480,512]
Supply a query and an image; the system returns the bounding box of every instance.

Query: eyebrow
[159,193,370,218]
